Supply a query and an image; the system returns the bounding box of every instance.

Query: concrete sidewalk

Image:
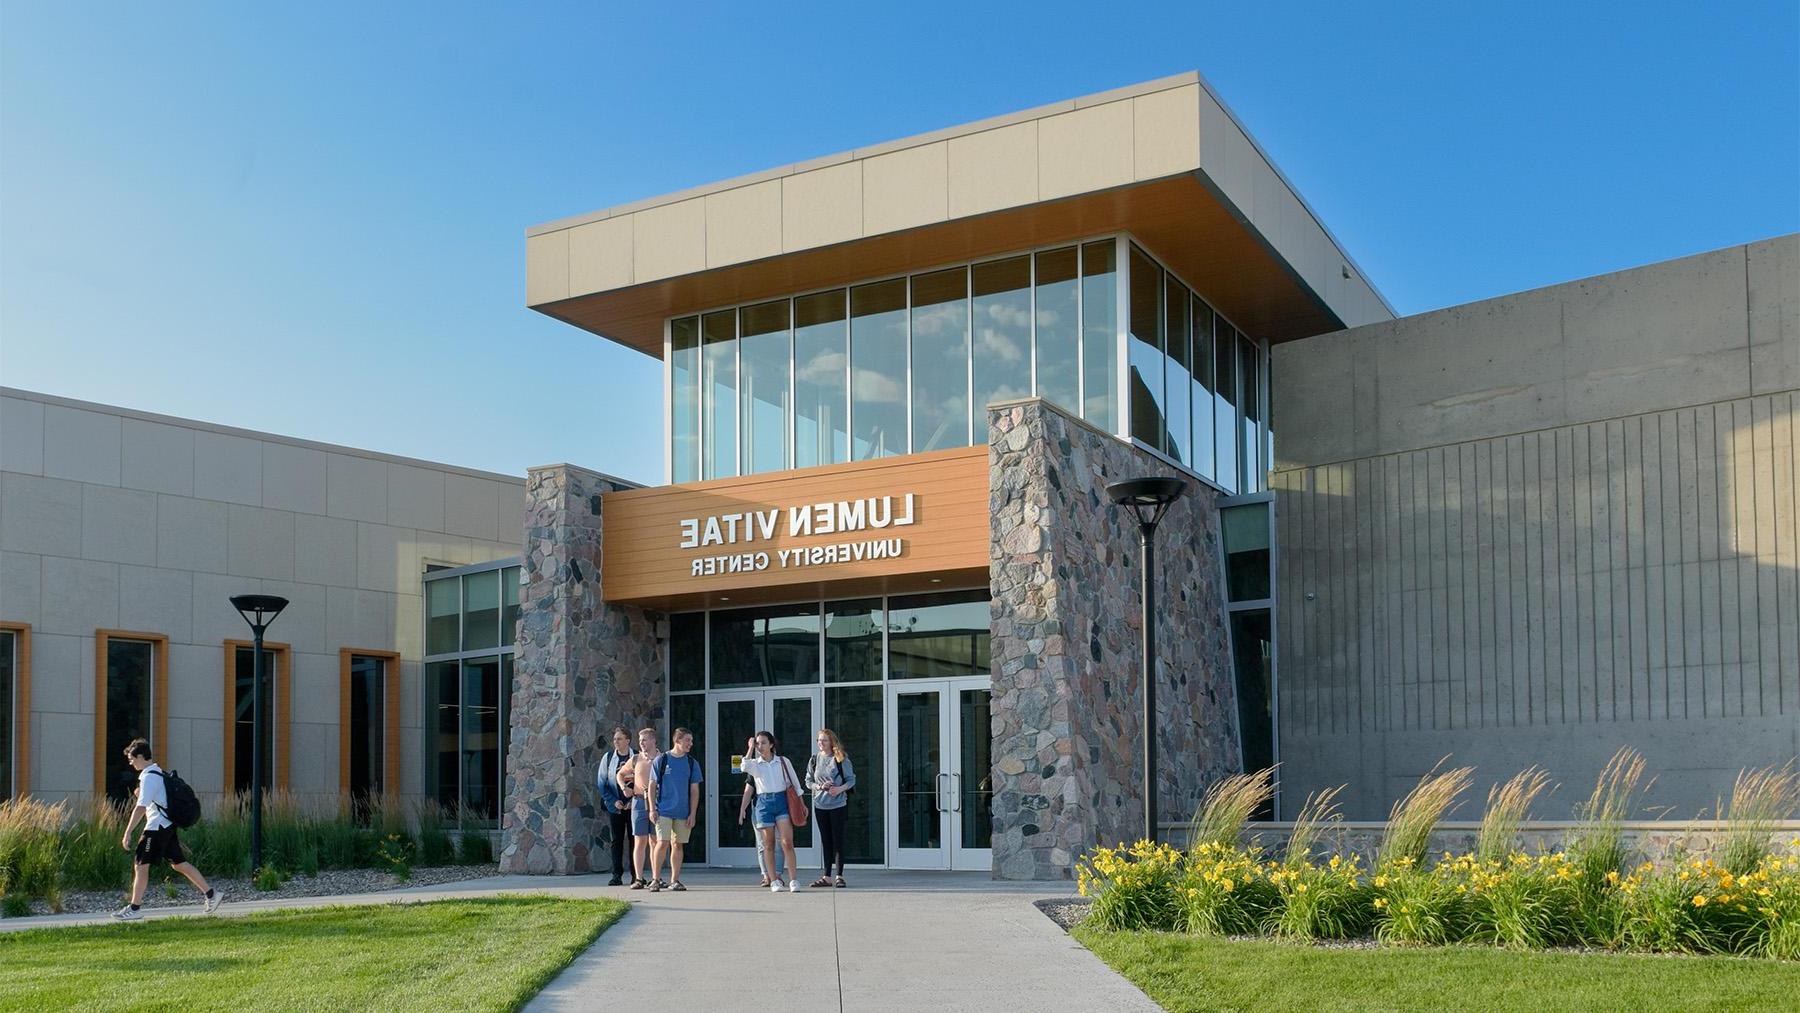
[2,870,1155,1012]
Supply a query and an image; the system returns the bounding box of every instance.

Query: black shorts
[135,826,185,866]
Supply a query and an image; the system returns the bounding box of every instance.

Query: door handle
[951,772,961,812]
[935,771,951,813]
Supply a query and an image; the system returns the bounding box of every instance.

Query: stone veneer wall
[988,398,1240,880]
[500,464,665,874]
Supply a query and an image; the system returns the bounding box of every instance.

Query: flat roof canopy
[527,73,1391,357]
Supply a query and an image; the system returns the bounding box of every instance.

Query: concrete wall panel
[566,215,633,297]
[1749,233,1799,394]
[42,404,121,487]
[80,485,158,566]
[156,494,228,573]
[226,505,295,581]
[326,452,387,524]
[1037,101,1134,201]
[704,180,782,269]
[121,419,195,496]
[0,396,44,475]
[1,473,83,556]
[1132,85,1201,181]
[294,512,358,587]
[631,197,707,283]
[0,550,41,625]
[262,442,329,515]
[947,122,1037,219]
[40,556,118,635]
[119,565,193,642]
[780,161,862,253]
[193,431,262,507]
[386,463,446,531]
[861,142,948,237]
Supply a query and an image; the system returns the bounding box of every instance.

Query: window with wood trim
[223,640,291,794]
[0,622,31,802]
[93,630,169,803]
[339,649,401,811]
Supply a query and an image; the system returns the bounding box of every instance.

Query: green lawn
[1074,925,1800,1013]
[0,896,627,1012]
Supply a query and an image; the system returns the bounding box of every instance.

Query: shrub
[0,799,66,900]
[1477,767,1552,864]
[455,805,494,865]
[1378,763,1473,867]
[1268,853,1370,940]
[1179,842,1276,936]
[378,834,416,883]
[1459,851,1578,949]
[1719,762,1800,876]
[414,801,454,867]
[1371,858,1465,945]
[1566,747,1649,943]
[1187,769,1274,854]
[1744,846,1800,960]
[59,799,131,891]
[1077,840,1185,932]
[1,893,31,918]
[1282,785,1344,866]
[252,865,285,892]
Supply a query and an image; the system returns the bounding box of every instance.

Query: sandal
[810,876,833,888]
[758,877,772,888]
[834,876,848,888]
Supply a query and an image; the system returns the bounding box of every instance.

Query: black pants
[816,805,849,876]
[607,809,630,878]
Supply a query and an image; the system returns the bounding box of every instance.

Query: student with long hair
[739,730,800,893]
[596,727,635,886]
[804,728,856,888]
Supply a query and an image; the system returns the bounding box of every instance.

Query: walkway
[1,870,1155,1013]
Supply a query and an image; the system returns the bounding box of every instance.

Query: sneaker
[648,880,662,892]
[111,905,142,921]
[629,879,645,891]
[770,880,782,894]
[788,879,799,893]
[204,889,224,914]
[671,881,687,892]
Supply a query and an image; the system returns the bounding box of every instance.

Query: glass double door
[706,687,820,869]
[887,679,992,871]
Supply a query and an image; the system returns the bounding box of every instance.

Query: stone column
[499,464,665,875]
[988,398,1240,880]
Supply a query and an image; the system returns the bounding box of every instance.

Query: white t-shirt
[137,763,172,831]
[740,754,792,794]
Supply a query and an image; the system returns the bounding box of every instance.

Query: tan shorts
[654,816,692,843]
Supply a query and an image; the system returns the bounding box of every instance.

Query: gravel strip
[1035,896,1091,932]
[19,865,502,917]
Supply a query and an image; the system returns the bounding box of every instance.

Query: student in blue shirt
[646,727,703,892]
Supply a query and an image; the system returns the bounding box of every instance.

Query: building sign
[599,446,989,608]
[678,494,917,577]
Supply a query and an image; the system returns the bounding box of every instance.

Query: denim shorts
[631,800,654,837]
[752,791,788,829]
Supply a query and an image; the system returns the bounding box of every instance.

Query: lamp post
[230,594,288,873]
[1106,476,1187,843]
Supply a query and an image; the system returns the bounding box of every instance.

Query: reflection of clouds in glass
[797,352,847,384]
[978,300,1031,330]
[986,382,1030,403]
[976,327,1025,362]
[1035,308,1065,329]
[852,368,903,402]
[911,303,966,339]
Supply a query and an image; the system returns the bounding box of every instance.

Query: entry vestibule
[669,588,993,871]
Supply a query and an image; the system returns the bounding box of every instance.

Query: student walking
[112,739,222,920]
[804,728,856,888]
[740,731,801,893]
[618,727,660,889]
[596,727,635,886]
[646,727,703,892]
[739,777,787,887]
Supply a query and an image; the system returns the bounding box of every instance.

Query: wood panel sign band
[600,446,990,608]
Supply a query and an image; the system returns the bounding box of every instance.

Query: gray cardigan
[804,753,856,810]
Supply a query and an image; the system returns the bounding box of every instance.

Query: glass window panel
[794,290,850,469]
[670,316,701,483]
[349,655,385,806]
[972,256,1032,427]
[910,268,970,452]
[1190,298,1216,481]
[1214,320,1240,494]
[1241,334,1262,492]
[959,688,993,850]
[426,578,459,656]
[1081,241,1118,432]
[824,598,883,683]
[462,570,500,651]
[740,299,791,475]
[850,279,907,460]
[770,696,814,848]
[104,639,156,803]
[1229,609,1276,794]
[708,604,821,688]
[1033,247,1080,416]
[0,631,12,802]
[825,685,884,864]
[500,566,520,648]
[462,656,501,819]
[1222,503,1272,601]
[702,310,738,479]
[714,697,757,850]
[499,653,513,815]
[895,689,941,849]
[668,692,705,862]
[887,589,990,680]
[1128,245,1166,452]
[429,660,459,809]
[229,646,276,798]
[669,612,705,692]
[1164,275,1192,467]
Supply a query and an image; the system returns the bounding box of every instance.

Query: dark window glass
[107,640,157,803]
[1128,245,1166,452]
[426,579,458,655]
[500,566,521,648]
[740,299,791,475]
[771,695,814,849]
[348,655,385,811]
[229,646,276,797]
[1081,241,1118,431]
[1222,503,1272,601]
[972,256,1032,423]
[713,696,756,851]
[0,631,12,802]
[668,692,705,863]
[671,316,701,482]
[1190,298,1216,481]
[895,689,941,848]
[1164,275,1192,466]
[1033,247,1080,416]
[960,688,993,849]
[910,268,970,452]
[1241,334,1262,492]
[1229,609,1275,810]
[825,685,884,864]
[794,290,849,468]
[825,598,884,683]
[462,656,501,819]
[1214,320,1240,494]
[702,310,738,479]
[669,612,706,692]
[462,570,499,651]
[709,604,821,688]
[887,590,990,680]
[429,660,459,810]
[850,279,908,459]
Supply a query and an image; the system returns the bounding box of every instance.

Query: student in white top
[113,738,222,920]
[740,731,801,894]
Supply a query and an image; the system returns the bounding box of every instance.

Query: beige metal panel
[568,216,634,296]
[632,197,708,283]
[526,230,569,305]
[1747,233,1799,394]
[1036,100,1133,202]
[704,179,782,269]
[946,121,1037,219]
[1195,84,1253,215]
[1132,85,1201,181]
[780,160,861,253]
[861,142,948,237]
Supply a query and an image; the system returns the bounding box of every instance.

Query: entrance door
[706,687,821,869]
[886,679,993,871]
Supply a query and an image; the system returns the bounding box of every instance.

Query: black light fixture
[1105,476,1187,843]
[230,594,288,873]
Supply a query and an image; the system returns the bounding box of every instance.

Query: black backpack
[153,769,202,828]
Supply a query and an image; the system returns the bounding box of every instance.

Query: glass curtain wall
[1222,501,1275,816]
[740,300,791,474]
[423,561,521,821]
[794,291,850,468]
[910,269,970,452]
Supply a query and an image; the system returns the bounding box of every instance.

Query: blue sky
[2,3,1795,485]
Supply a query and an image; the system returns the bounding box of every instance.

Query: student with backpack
[113,738,222,920]
[645,727,703,892]
[739,731,802,894]
[596,727,636,886]
[804,728,856,888]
